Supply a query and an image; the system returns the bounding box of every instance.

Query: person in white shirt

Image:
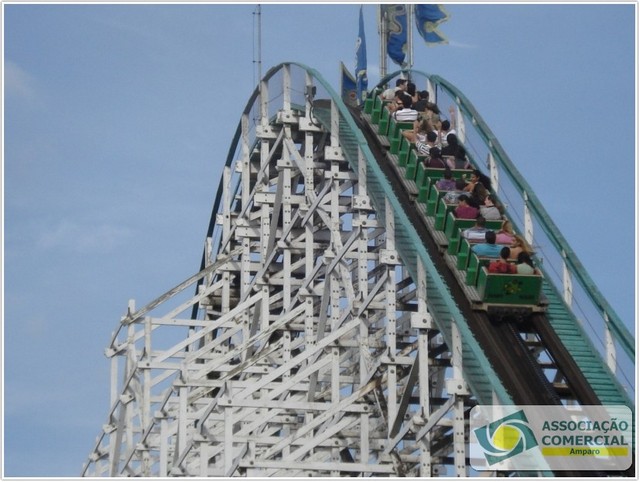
[479,194,503,221]
[462,216,489,240]
[402,118,435,146]
[438,119,456,148]
[380,78,407,101]
[390,94,418,122]
[516,252,537,275]
[415,130,438,156]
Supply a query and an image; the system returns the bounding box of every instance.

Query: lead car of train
[362,90,548,319]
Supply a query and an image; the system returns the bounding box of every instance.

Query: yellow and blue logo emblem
[474,409,538,465]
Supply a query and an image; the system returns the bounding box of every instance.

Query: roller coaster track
[82,62,634,477]
[355,107,593,405]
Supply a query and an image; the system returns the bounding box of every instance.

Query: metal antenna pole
[257,4,262,82]
[253,5,262,85]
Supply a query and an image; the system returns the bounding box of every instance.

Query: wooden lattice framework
[82,64,474,477]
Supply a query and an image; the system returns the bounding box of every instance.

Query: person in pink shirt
[454,194,479,219]
[495,219,516,245]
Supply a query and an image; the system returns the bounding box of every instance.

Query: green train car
[364,91,547,317]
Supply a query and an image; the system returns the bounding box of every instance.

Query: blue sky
[3,2,637,477]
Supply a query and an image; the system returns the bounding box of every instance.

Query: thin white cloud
[37,220,133,254]
[4,60,39,104]
[446,40,479,49]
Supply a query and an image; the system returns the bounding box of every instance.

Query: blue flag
[340,62,358,108]
[415,4,450,45]
[382,4,408,66]
[355,6,368,104]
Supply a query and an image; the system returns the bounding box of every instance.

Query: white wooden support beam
[453,394,466,477]
[299,72,322,132]
[604,312,617,373]
[562,249,573,309]
[453,101,466,144]
[330,98,339,148]
[426,78,436,107]
[448,322,468,477]
[488,151,499,194]
[384,199,398,436]
[257,78,276,139]
[283,63,291,112]
[523,191,534,247]
[415,259,432,476]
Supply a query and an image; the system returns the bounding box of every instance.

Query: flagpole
[407,3,413,71]
[378,5,387,80]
